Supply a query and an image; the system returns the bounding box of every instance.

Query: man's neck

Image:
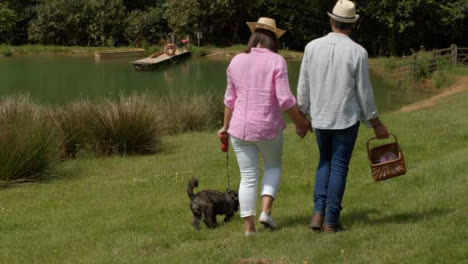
[331,28,351,36]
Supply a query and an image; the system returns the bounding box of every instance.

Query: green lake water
[0,55,436,112]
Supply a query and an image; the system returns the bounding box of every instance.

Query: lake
[0,55,436,112]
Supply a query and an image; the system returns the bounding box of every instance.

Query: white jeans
[231,133,283,218]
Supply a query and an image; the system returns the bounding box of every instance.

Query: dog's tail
[187,177,198,201]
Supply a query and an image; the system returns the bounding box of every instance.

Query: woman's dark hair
[245,29,279,53]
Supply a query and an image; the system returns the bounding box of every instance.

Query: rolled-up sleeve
[224,66,237,109]
[355,51,378,127]
[297,47,311,114]
[274,58,296,110]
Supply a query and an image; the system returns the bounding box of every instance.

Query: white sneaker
[259,212,277,230]
[245,231,256,236]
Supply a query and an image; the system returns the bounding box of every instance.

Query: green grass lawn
[1,93,468,263]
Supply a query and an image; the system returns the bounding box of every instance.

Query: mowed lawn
[1,93,467,264]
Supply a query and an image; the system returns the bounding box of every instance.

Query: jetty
[132,49,191,71]
[94,49,145,60]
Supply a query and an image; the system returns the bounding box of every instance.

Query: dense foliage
[0,0,467,55]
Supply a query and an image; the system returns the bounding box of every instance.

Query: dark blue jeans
[313,122,360,226]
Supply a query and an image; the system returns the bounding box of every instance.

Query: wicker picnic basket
[367,134,407,181]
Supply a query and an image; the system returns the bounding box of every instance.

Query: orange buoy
[165,44,176,56]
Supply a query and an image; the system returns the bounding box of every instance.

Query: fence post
[451,44,457,65]
[412,54,417,79]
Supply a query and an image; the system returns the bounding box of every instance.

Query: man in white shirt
[297,0,389,233]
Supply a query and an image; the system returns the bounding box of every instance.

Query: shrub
[1,48,12,57]
[382,56,399,71]
[0,96,60,182]
[431,60,457,89]
[87,95,163,156]
[414,56,435,80]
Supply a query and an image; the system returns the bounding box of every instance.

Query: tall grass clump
[87,95,163,156]
[0,97,60,182]
[48,102,92,159]
[161,95,223,134]
[430,58,458,89]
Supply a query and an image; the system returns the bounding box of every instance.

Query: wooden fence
[385,44,467,78]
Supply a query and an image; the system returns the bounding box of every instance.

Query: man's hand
[369,117,390,139]
[374,124,389,139]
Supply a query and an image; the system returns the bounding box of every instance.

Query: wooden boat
[132,49,191,71]
[94,49,145,60]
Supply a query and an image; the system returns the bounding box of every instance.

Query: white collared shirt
[297,32,378,129]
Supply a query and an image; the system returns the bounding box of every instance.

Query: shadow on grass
[278,207,450,229]
[342,207,451,226]
[0,163,84,190]
[278,214,311,228]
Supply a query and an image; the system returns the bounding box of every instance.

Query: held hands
[286,106,312,139]
[296,117,312,139]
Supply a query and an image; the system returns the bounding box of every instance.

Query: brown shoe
[308,213,324,232]
[323,224,347,233]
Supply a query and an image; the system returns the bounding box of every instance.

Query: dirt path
[395,77,468,113]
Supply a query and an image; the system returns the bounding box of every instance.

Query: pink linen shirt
[224,48,296,141]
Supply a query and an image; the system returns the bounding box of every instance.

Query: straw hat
[327,0,360,23]
[246,17,286,39]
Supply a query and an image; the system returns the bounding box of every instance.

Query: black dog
[187,178,239,230]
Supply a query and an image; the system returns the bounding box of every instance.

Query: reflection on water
[0,55,436,112]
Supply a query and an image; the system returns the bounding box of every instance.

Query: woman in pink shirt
[218,17,310,235]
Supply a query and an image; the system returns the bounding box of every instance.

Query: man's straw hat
[327,0,360,23]
[246,17,286,39]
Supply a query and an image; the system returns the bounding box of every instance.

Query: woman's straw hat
[327,0,360,23]
[246,17,286,39]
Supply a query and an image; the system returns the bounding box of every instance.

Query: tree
[28,0,127,46]
[165,0,260,46]
[124,5,168,45]
[0,3,18,44]
[252,0,331,50]
[85,0,127,46]
[356,0,468,56]
[28,0,89,45]
[0,0,38,44]
[122,0,161,10]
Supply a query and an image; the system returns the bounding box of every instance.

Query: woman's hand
[218,127,229,141]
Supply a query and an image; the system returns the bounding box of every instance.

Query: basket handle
[367,133,399,160]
